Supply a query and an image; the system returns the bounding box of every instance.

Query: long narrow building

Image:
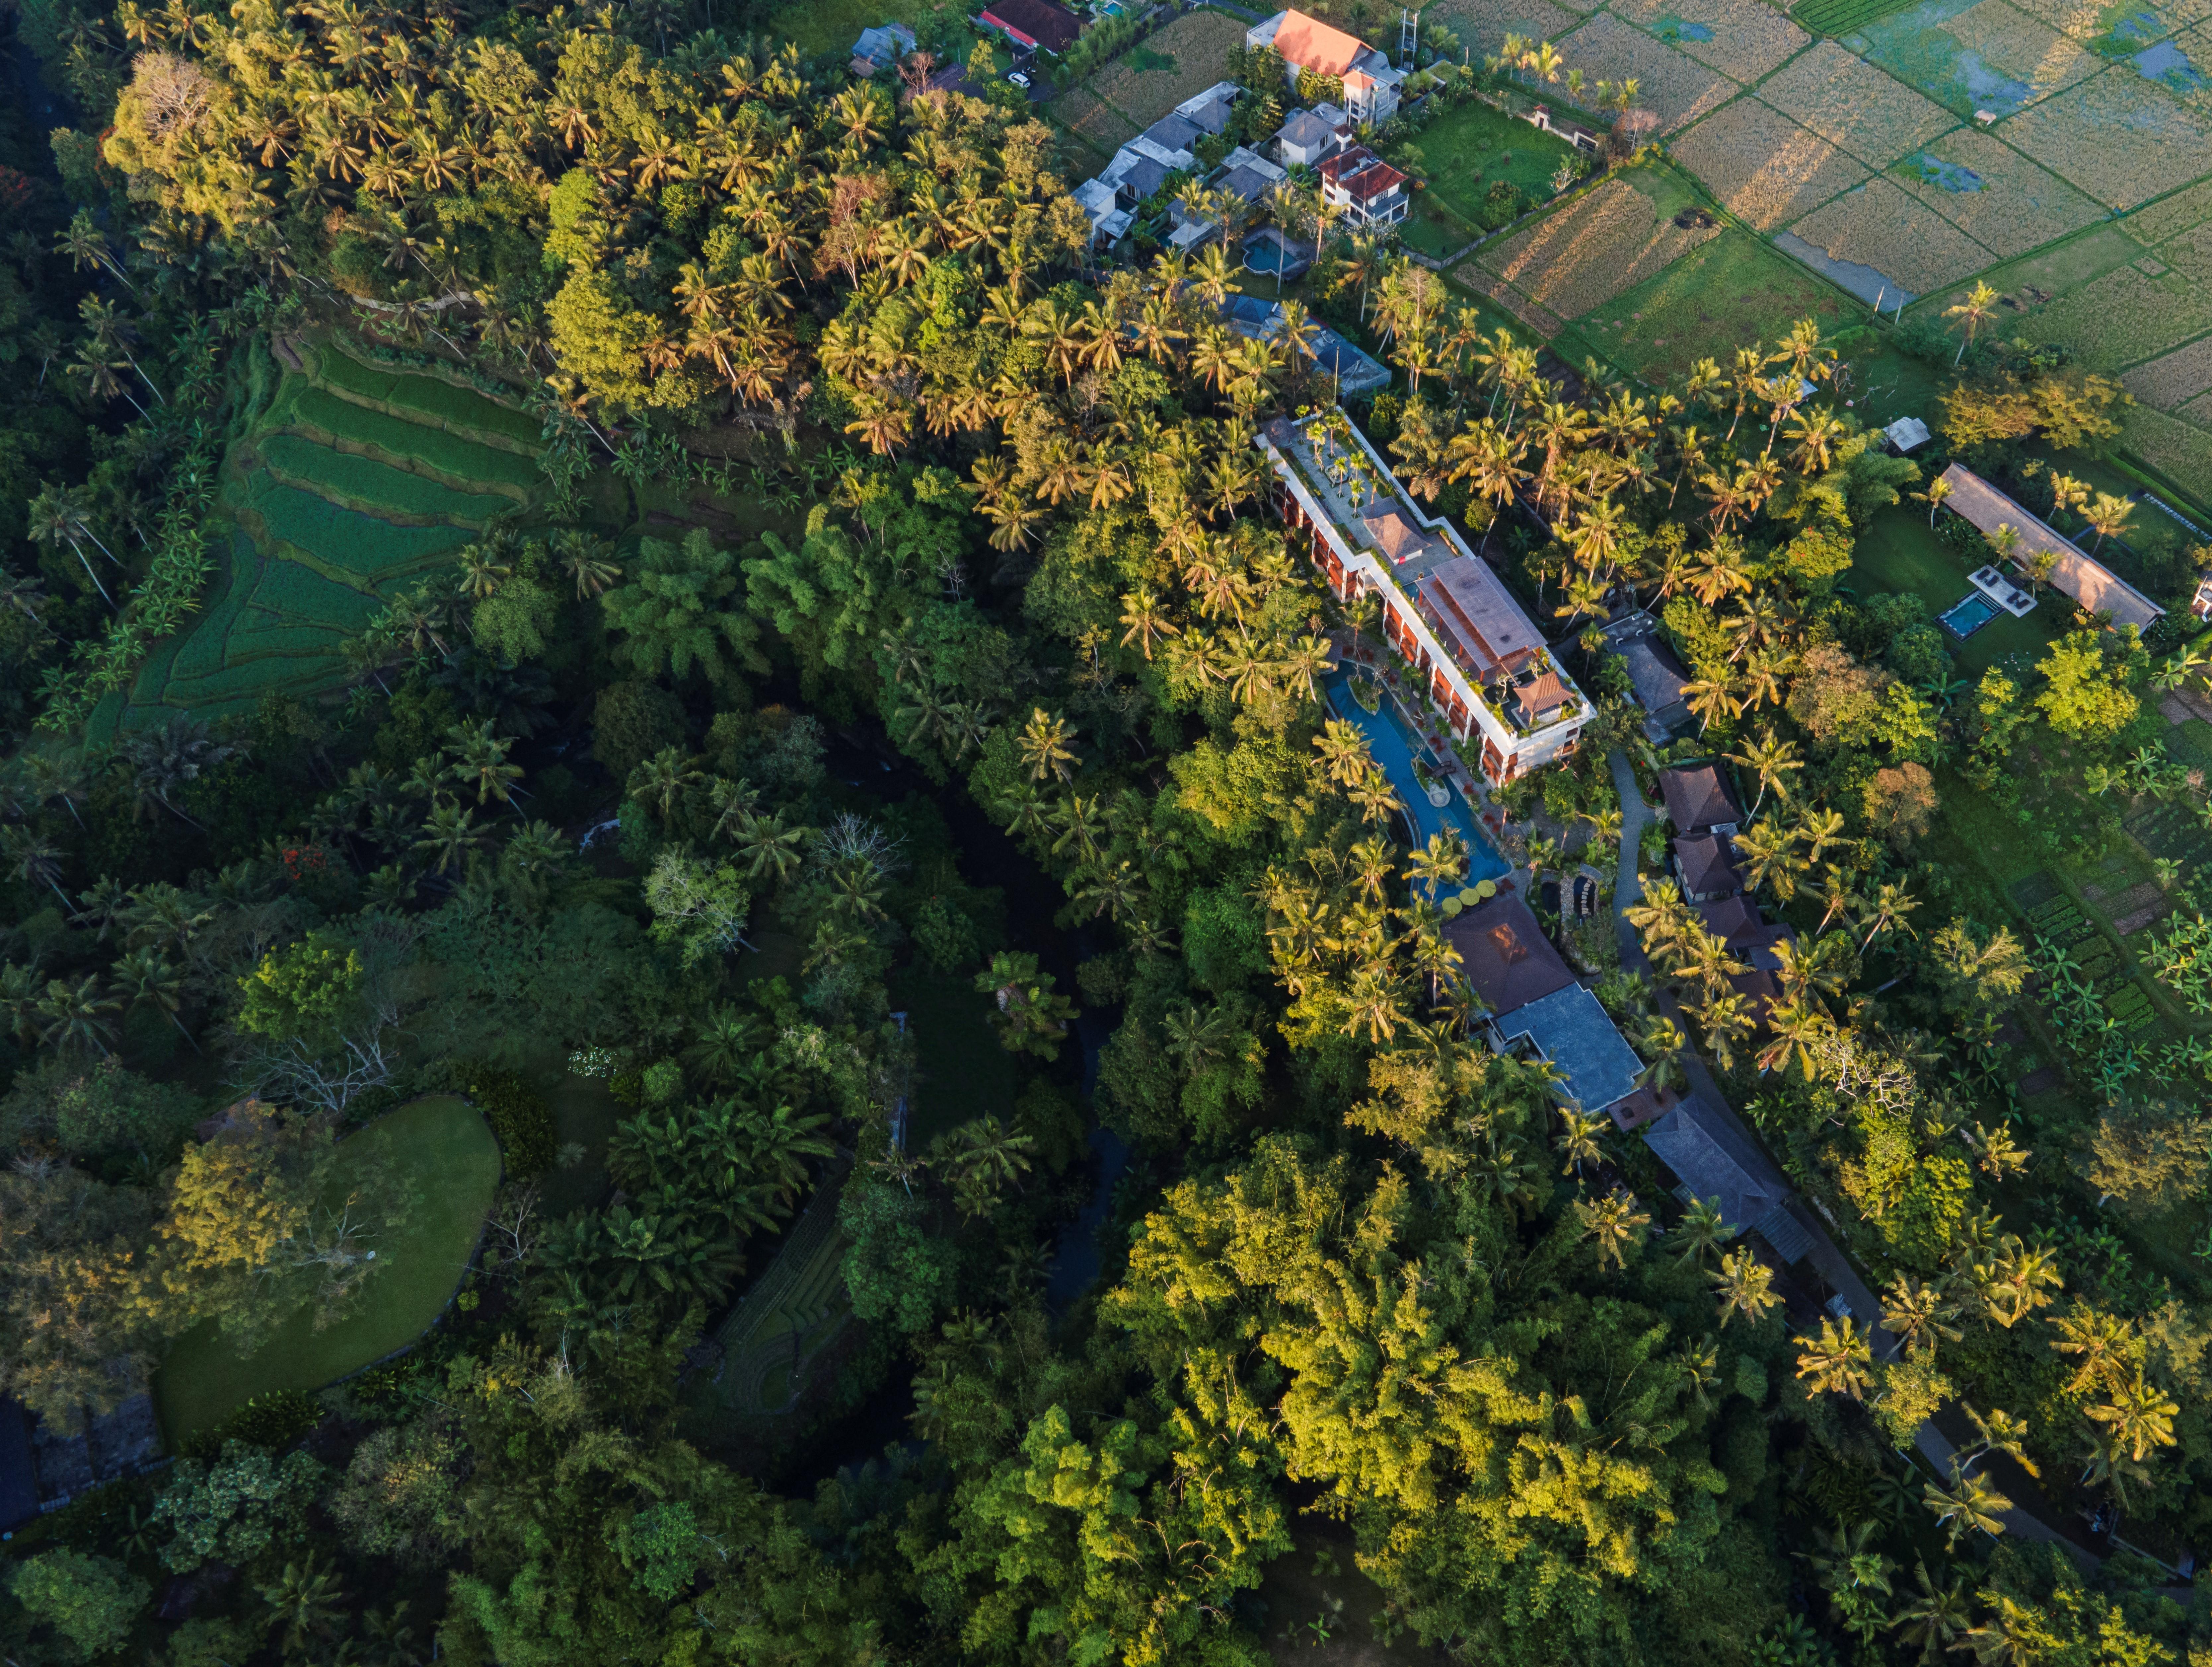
[1257,411,1592,784]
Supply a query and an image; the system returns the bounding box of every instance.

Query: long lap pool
[1324,670,1511,895]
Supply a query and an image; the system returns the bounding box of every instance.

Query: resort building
[1938,463,2165,632]
[1599,612,1694,743]
[1245,9,1406,124]
[1317,145,1410,228]
[1175,81,1243,135]
[1443,892,1577,1016]
[849,21,915,75]
[1256,410,1592,784]
[1672,833,1739,903]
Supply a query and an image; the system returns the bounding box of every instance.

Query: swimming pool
[1323,671,1511,896]
[1939,592,2000,638]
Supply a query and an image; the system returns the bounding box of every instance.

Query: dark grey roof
[1642,1098,1788,1230]
[1496,983,1644,1112]
[1115,156,1172,202]
[1179,88,1238,134]
[1219,163,1277,203]
[1661,764,1741,833]
[1276,108,1338,149]
[1143,113,1204,154]
[1673,834,1738,898]
[1309,325,1390,395]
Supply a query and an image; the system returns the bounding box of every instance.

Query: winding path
[1604,751,2096,1562]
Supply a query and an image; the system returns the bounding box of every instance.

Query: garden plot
[1433,0,1585,53]
[1553,12,1739,131]
[1999,63,2212,206]
[1672,98,1870,228]
[1084,9,1245,127]
[1784,176,1997,293]
[1475,173,1724,320]
[1759,38,1961,161]
[2126,176,2212,242]
[1846,0,2101,119]
[1607,0,1813,77]
[1051,87,1139,152]
[1887,126,2105,254]
[2124,334,2212,407]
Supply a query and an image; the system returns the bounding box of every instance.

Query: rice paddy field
[1387,0,2212,493]
[86,339,543,739]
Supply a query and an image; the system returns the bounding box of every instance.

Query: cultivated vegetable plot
[1786,176,1997,293]
[1608,0,1812,77]
[1554,12,1739,131]
[1083,9,1246,128]
[1999,63,2212,207]
[2142,912,2212,1012]
[1673,97,1870,229]
[1759,40,1959,163]
[1886,126,2104,256]
[1478,174,1723,319]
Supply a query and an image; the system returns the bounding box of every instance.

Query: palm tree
[1018,708,1080,784]
[1859,879,1920,951]
[1576,1189,1650,1270]
[1921,1460,2012,1549]
[1712,1244,1781,1327]
[1555,1105,1608,1175]
[1794,1315,1874,1399]
[27,484,117,608]
[1682,674,1738,734]
[1915,474,1953,528]
[2084,491,2135,554]
[629,746,702,821]
[734,812,809,886]
[1881,1274,1961,1359]
[1727,729,1802,814]
[2088,1370,2179,1462]
[260,1556,348,1655]
[1891,1561,1972,1662]
[109,945,199,1052]
[1,826,73,909]
[1670,1196,1729,1269]
[37,974,119,1058]
[120,718,244,829]
[1944,280,2000,365]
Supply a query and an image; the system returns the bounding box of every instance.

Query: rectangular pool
[1939,592,2000,638]
[1323,672,1511,895]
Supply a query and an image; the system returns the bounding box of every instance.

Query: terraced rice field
[88,340,542,737]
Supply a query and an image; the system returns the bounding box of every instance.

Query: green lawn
[153,1096,499,1446]
[1847,506,2063,679]
[887,963,1017,1149]
[1414,99,1576,227]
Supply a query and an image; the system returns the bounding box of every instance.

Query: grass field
[683,1169,852,1431]
[1084,8,1244,127]
[153,1096,498,1446]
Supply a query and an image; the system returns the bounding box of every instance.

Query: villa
[1938,463,2164,632]
[1245,9,1406,124]
[1659,763,1742,837]
[977,0,1080,54]
[1256,409,1592,784]
[1642,1098,1814,1260]
[1317,146,1410,229]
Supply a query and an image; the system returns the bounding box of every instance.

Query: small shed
[1884,416,1930,453]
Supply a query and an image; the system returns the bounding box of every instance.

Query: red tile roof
[1318,146,1407,201]
[1271,9,1367,75]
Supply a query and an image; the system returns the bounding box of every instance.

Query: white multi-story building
[1256,411,1592,785]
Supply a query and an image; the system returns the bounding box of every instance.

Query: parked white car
[1007,69,1032,88]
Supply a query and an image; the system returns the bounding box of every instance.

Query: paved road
[1602,751,2094,1562]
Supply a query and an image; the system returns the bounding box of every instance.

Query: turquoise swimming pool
[1939,592,2000,639]
[1323,671,1510,895]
